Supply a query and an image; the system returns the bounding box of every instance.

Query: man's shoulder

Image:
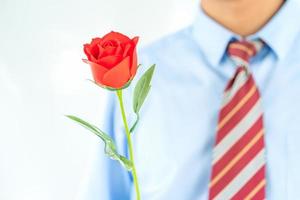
[139,26,194,62]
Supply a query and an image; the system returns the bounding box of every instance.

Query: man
[81,0,300,199]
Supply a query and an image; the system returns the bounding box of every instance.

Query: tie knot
[227,40,264,66]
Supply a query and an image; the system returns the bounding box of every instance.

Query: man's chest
[129,72,300,199]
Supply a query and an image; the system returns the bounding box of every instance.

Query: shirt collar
[192,7,235,67]
[192,0,300,66]
[255,0,300,60]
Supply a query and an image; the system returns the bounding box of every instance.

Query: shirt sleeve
[76,93,131,200]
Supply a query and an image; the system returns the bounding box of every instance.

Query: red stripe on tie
[239,41,258,55]
[215,87,260,145]
[212,116,263,176]
[228,48,250,62]
[221,76,255,119]
[251,183,266,200]
[209,136,264,199]
[231,165,266,200]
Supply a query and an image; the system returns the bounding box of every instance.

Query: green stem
[116,90,141,200]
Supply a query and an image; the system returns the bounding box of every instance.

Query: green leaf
[133,64,155,114]
[66,115,133,171]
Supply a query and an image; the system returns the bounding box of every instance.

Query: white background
[0,0,196,199]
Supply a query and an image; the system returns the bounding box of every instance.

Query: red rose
[83,31,139,89]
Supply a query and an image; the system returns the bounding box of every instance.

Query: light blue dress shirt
[82,0,300,199]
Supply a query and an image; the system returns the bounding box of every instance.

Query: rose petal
[122,43,131,58]
[98,45,105,58]
[84,46,98,63]
[90,37,102,46]
[101,39,119,48]
[100,45,117,57]
[90,44,100,59]
[130,46,138,77]
[128,37,139,77]
[99,55,122,69]
[102,56,131,88]
[84,38,103,62]
[115,45,123,56]
[103,31,131,43]
[83,59,109,85]
[83,44,92,61]
[132,36,139,45]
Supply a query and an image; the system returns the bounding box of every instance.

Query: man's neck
[201,0,284,36]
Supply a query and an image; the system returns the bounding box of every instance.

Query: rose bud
[83,31,138,89]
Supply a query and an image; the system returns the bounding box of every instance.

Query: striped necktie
[208,40,267,200]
